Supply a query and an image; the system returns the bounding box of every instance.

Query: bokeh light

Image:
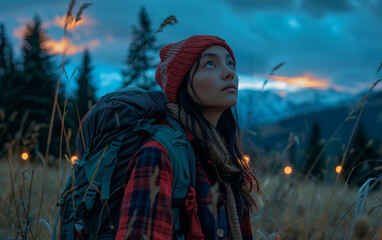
[71,155,78,164]
[243,155,250,165]
[284,166,293,175]
[335,165,342,174]
[21,152,29,161]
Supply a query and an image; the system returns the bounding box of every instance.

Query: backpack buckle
[84,184,98,210]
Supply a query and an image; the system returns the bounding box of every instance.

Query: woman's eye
[205,61,215,68]
[228,61,235,68]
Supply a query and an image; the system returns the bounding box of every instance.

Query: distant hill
[240,89,382,152]
[237,88,356,128]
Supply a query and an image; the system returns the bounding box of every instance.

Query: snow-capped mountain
[247,89,382,150]
[236,88,356,128]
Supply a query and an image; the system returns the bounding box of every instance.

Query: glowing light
[44,38,99,55]
[21,152,29,161]
[13,25,27,39]
[53,14,91,31]
[335,165,342,174]
[243,155,250,165]
[268,73,330,90]
[284,166,293,175]
[71,155,79,164]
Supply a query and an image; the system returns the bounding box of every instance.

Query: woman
[116,35,261,239]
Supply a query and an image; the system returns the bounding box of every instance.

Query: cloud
[222,0,296,11]
[365,0,382,19]
[13,25,26,39]
[105,33,115,43]
[268,73,331,89]
[99,73,122,87]
[44,38,100,55]
[51,14,93,31]
[0,0,67,18]
[11,14,87,38]
[223,0,359,18]
[301,0,355,17]
[3,0,381,95]
[13,16,53,39]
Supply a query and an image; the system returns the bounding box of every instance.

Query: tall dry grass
[249,63,382,240]
[251,155,382,240]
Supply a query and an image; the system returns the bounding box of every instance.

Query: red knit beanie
[155,35,236,103]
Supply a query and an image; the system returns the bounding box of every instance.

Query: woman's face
[187,45,239,113]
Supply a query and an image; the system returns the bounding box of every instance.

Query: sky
[0,0,381,98]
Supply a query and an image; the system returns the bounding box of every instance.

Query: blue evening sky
[1,0,381,97]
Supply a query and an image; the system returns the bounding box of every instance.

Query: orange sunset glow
[13,25,26,39]
[44,38,99,55]
[53,14,91,31]
[269,73,330,90]
[12,14,97,55]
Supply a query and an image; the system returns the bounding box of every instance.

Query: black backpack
[52,89,196,240]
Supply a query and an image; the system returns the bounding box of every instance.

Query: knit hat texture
[155,35,236,103]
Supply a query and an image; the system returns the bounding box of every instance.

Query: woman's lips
[222,84,238,92]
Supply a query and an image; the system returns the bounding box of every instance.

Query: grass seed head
[156,15,178,33]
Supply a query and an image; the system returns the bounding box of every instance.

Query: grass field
[0,158,64,239]
[1,152,381,240]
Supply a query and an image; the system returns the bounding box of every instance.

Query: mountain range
[237,88,382,151]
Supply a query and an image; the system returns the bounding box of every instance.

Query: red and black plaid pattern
[116,139,253,240]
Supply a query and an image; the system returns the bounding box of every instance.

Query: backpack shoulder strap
[164,117,196,240]
[136,118,196,239]
[82,133,125,210]
[165,116,196,190]
[136,118,196,193]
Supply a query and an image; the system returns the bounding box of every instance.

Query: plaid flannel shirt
[115,133,253,240]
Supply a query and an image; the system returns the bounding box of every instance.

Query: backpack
[53,89,196,240]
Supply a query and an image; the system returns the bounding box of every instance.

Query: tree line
[288,121,380,187]
[0,7,159,162]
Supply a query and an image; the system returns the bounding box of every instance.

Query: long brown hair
[176,60,261,218]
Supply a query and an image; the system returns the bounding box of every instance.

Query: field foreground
[0,158,381,240]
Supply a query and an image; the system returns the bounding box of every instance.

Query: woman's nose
[222,66,235,80]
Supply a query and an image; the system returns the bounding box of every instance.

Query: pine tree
[122,6,159,90]
[0,23,15,110]
[14,15,61,156]
[0,23,17,151]
[302,122,325,180]
[342,122,380,186]
[75,48,97,120]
